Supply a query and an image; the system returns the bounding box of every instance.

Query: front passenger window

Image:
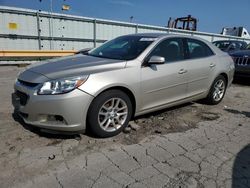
[148,38,184,63]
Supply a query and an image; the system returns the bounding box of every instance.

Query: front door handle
[178,69,187,74]
[210,63,216,68]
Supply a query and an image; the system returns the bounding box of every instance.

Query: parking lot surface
[0,66,249,188]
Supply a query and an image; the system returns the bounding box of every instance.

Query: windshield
[247,43,250,50]
[88,35,156,60]
[213,41,231,50]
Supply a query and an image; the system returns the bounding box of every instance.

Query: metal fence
[1,6,250,51]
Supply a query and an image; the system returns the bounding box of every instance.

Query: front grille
[233,56,250,66]
[18,79,39,87]
[16,90,29,106]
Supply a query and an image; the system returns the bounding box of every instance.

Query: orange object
[0,50,76,57]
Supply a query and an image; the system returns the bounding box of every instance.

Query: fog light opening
[55,115,64,122]
[39,114,67,125]
[19,112,28,119]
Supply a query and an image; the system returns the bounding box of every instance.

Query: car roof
[124,33,205,41]
[213,40,246,44]
[126,33,169,38]
[125,33,218,45]
[123,33,224,55]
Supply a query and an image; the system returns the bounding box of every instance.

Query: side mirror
[148,56,165,65]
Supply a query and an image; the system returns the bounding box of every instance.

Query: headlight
[37,75,88,95]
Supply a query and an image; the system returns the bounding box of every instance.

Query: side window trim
[142,38,164,66]
[183,38,189,59]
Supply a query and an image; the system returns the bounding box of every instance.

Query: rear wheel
[87,90,132,138]
[205,75,226,105]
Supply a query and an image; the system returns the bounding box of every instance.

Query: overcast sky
[1,0,250,34]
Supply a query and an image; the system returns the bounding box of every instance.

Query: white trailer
[221,27,250,38]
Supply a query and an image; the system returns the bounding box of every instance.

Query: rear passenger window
[148,38,184,63]
[187,39,214,59]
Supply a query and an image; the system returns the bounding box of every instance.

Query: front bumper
[235,65,250,78]
[232,56,250,78]
[12,81,94,132]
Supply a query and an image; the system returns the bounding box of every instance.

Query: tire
[87,89,132,138]
[205,75,227,105]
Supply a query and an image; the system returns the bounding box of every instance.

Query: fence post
[135,24,138,34]
[167,28,170,34]
[93,19,97,47]
[211,35,214,42]
[36,12,42,50]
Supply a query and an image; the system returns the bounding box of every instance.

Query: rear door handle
[210,63,216,68]
[178,69,187,74]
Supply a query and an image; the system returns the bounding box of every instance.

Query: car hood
[18,54,126,83]
[230,50,250,57]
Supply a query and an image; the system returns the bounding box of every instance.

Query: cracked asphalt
[0,66,250,188]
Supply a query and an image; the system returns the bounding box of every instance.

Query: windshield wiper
[88,53,125,60]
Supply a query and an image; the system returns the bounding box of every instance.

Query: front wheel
[205,75,227,105]
[87,90,132,138]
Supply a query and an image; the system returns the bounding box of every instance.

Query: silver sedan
[13,34,235,137]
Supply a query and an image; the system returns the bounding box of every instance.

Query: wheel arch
[90,85,137,118]
[207,72,228,95]
[219,72,228,86]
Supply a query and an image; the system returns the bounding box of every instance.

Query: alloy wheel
[213,79,225,102]
[98,98,128,132]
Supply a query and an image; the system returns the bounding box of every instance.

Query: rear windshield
[88,36,156,60]
[213,41,247,51]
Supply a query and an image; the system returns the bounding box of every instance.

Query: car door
[140,37,188,111]
[184,38,216,97]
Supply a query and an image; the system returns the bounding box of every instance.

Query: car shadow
[11,100,219,139]
[232,144,250,187]
[233,77,250,86]
[224,108,250,118]
[12,110,82,140]
[133,102,194,120]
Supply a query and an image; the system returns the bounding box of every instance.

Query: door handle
[210,63,216,68]
[178,69,187,74]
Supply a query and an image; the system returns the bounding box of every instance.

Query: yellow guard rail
[0,50,76,57]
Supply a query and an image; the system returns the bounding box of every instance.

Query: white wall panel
[51,19,93,38]
[0,38,39,50]
[96,23,135,40]
[0,12,37,36]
